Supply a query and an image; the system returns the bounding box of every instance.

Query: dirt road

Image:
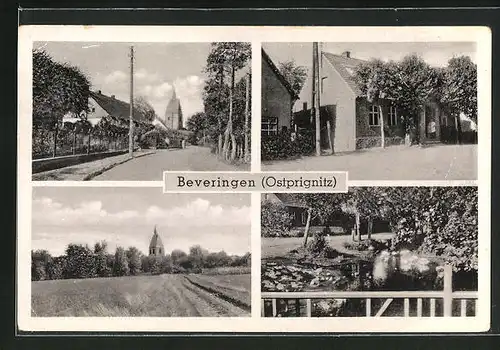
[31,274,250,317]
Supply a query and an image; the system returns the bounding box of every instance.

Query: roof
[322,52,367,97]
[261,48,299,100]
[165,88,182,116]
[273,193,310,209]
[149,226,164,249]
[90,91,150,123]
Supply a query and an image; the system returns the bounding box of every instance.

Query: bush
[261,129,315,161]
[261,201,294,237]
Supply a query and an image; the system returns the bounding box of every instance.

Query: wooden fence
[261,265,478,317]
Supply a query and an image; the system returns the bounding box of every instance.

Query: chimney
[97,90,102,94]
[303,102,308,111]
[342,51,351,58]
[111,95,115,99]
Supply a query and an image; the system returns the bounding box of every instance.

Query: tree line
[262,187,478,272]
[31,241,251,281]
[186,42,251,163]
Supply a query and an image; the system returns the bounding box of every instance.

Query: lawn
[261,233,395,259]
[262,144,477,180]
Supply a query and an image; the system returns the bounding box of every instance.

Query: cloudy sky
[34,42,214,124]
[263,42,477,111]
[32,188,251,257]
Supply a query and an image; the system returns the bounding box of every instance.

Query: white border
[18,25,491,333]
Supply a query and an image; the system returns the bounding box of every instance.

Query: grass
[261,233,395,259]
[201,266,251,275]
[32,273,251,317]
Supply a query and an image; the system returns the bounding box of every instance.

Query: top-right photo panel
[261,42,479,180]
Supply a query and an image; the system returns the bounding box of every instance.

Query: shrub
[261,129,315,161]
[261,201,294,237]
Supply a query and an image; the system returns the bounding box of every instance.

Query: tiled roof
[262,48,299,100]
[322,52,367,97]
[90,91,150,123]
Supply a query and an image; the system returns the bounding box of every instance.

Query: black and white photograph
[261,188,478,317]
[32,42,251,181]
[31,188,251,317]
[261,42,478,180]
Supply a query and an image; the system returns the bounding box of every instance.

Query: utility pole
[129,46,135,158]
[313,42,321,156]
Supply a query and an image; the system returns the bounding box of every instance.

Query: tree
[32,50,91,157]
[94,241,111,277]
[205,42,251,162]
[186,112,210,144]
[261,201,294,237]
[126,247,142,275]
[64,244,96,279]
[113,247,130,277]
[353,59,399,148]
[391,55,440,144]
[188,245,208,270]
[134,96,157,122]
[31,250,53,281]
[171,249,188,266]
[440,56,477,143]
[278,59,308,97]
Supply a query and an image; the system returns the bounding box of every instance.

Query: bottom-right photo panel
[261,187,478,318]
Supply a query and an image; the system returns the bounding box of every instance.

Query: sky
[32,188,251,257]
[33,42,215,125]
[262,42,477,111]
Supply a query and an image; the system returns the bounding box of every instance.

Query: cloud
[32,197,250,229]
[134,68,161,83]
[32,197,251,256]
[104,70,127,85]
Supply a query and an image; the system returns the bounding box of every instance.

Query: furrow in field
[164,274,211,317]
[185,275,251,310]
[182,276,250,316]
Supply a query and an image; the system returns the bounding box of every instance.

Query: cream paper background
[19,25,491,332]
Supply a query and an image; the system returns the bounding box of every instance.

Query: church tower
[149,225,165,257]
[164,87,183,129]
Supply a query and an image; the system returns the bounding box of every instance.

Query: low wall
[32,150,130,174]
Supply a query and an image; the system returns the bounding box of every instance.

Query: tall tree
[32,50,91,157]
[205,42,251,162]
[113,247,130,277]
[64,244,96,279]
[186,112,210,144]
[353,59,397,148]
[126,246,142,275]
[391,55,440,144]
[94,241,111,277]
[439,56,478,143]
[278,60,308,97]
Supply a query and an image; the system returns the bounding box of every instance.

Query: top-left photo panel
[31,42,252,181]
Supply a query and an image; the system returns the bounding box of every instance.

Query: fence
[261,265,478,317]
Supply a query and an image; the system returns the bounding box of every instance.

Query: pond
[261,250,477,317]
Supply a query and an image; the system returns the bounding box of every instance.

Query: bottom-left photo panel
[30,187,252,317]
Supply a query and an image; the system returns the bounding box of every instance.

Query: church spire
[171,86,177,100]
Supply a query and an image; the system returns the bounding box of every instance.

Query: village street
[92,146,248,181]
[262,144,477,181]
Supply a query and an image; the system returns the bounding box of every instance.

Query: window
[388,106,398,126]
[261,117,278,136]
[301,211,307,225]
[368,105,380,126]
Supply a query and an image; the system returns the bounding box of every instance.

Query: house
[261,49,299,137]
[262,193,390,236]
[149,225,165,257]
[294,50,459,152]
[164,88,183,130]
[63,90,152,127]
